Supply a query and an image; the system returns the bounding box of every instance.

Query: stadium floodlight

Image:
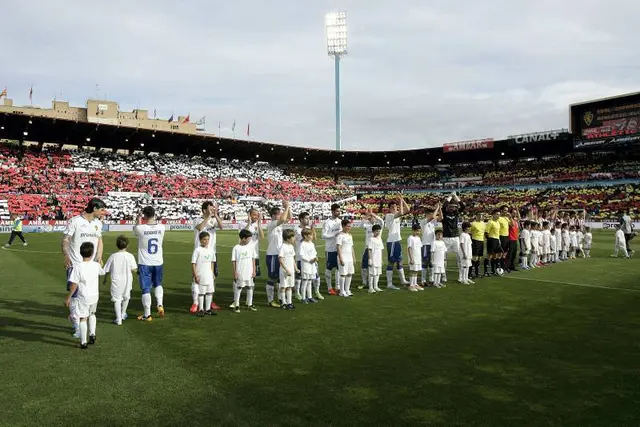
[325,11,348,151]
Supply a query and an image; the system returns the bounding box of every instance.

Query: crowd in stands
[0,142,638,222]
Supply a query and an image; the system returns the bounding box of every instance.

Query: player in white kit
[192,201,224,312]
[360,208,384,289]
[459,223,474,285]
[266,202,291,308]
[192,232,216,316]
[61,198,106,338]
[431,230,447,288]
[134,206,166,321]
[294,211,315,300]
[279,229,298,309]
[407,224,424,291]
[367,224,385,293]
[385,197,411,289]
[65,241,105,348]
[231,229,258,313]
[612,225,631,258]
[241,208,264,278]
[336,219,356,297]
[583,227,593,257]
[299,228,319,303]
[323,203,343,295]
[103,235,137,325]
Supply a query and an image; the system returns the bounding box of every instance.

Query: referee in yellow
[497,207,511,272]
[3,214,27,248]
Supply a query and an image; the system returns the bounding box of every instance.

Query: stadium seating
[0,143,638,221]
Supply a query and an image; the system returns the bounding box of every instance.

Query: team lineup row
[61,194,626,349]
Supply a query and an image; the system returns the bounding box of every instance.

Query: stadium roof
[0,111,580,167]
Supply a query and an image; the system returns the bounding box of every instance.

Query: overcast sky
[2,0,639,151]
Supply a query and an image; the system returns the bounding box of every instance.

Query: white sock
[429,266,435,282]
[295,279,301,296]
[198,294,204,311]
[88,314,96,336]
[79,321,88,345]
[398,268,407,284]
[386,269,393,286]
[345,276,352,294]
[306,281,312,299]
[361,268,368,286]
[266,283,275,303]
[205,293,212,310]
[286,288,293,305]
[154,286,164,308]
[335,270,340,289]
[325,271,332,290]
[121,298,129,318]
[142,293,152,317]
[314,277,321,293]
[192,284,198,305]
[458,265,465,281]
[373,275,380,290]
[114,302,122,322]
[434,273,441,287]
[421,268,427,284]
[279,288,286,305]
[233,284,241,306]
[337,276,344,294]
[247,287,254,306]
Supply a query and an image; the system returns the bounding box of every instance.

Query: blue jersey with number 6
[134,223,165,267]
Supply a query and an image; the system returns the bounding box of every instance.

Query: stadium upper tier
[1,143,639,221]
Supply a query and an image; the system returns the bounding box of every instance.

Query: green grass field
[1,229,639,427]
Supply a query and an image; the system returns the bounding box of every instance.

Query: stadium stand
[1,141,638,222]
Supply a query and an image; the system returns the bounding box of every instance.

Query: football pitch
[1,229,639,427]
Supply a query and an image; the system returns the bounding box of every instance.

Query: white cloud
[1,0,639,150]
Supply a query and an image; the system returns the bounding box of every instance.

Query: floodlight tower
[325,11,348,151]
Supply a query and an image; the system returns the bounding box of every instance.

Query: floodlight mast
[325,11,348,151]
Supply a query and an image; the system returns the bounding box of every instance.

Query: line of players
[62,195,619,349]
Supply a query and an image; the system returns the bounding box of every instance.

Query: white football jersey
[193,217,218,253]
[278,243,296,274]
[266,220,284,256]
[363,218,384,248]
[241,221,261,258]
[232,243,255,281]
[69,261,105,305]
[367,236,385,268]
[135,223,165,266]
[103,251,137,288]
[191,246,214,285]
[407,235,422,263]
[64,215,103,264]
[421,218,436,245]
[336,232,354,264]
[323,218,342,252]
[459,232,472,259]
[385,214,402,243]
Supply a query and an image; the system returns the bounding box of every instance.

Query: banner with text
[443,138,494,153]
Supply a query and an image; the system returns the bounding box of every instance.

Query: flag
[29,86,33,103]
[183,114,190,124]
[247,122,250,136]
[153,109,157,119]
[232,119,236,132]
[0,87,7,99]
[196,116,205,125]
[168,114,174,123]
[218,121,221,135]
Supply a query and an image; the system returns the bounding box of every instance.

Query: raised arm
[277,201,291,226]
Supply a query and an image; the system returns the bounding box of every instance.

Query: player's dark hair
[341,219,351,227]
[412,223,421,231]
[461,221,471,231]
[435,228,443,235]
[372,224,382,232]
[302,228,313,237]
[425,208,435,214]
[270,207,281,217]
[85,198,106,213]
[142,206,155,219]
[116,235,129,250]
[239,229,252,240]
[199,231,210,241]
[80,242,94,259]
[542,221,549,227]
[201,201,214,212]
[492,209,500,214]
[331,203,340,212]
[282,229,295,241]
[248,207,258,215]
[299,211,310,221]
[388,201,397,208]
[585,226,591,232]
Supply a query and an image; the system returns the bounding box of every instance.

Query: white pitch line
[504,275,640,294]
